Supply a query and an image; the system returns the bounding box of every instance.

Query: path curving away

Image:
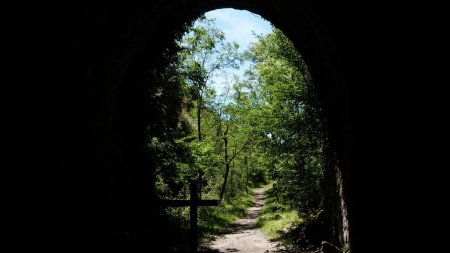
[202,188,288,253]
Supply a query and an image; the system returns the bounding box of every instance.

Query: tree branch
[229,138,251,162]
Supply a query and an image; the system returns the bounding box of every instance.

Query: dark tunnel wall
[5,1,445,252]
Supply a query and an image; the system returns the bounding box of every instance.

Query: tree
[177,17,242,141]
[156,21,325,225]
[242,28,326,213]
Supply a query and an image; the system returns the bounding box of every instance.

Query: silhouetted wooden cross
[161,180,219,252]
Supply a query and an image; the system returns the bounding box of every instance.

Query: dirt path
[202,188,287,253]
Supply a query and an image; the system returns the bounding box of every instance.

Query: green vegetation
[257,183,303,238]
[161,190,254,251]
[164,191,255,236]
[199,190,254,237]
[149,15,327,249]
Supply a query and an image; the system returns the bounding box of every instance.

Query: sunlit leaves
[154,20,325,218]
[242,28,326,213]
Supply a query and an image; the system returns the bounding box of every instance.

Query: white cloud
[205,8,272,51]
[196,9,273,100]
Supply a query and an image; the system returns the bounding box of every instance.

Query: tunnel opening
[8,1,442,253]
[106,7,351,252]
[45,1,385,252]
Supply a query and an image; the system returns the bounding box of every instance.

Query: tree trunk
[230,146,236,195]
[219,125,229,201]
[245,154,249,194]
[197,98,202,141]
[216,120,222,137]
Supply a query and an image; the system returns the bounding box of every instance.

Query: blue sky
[195,8,273,98]
[204,8,272,52]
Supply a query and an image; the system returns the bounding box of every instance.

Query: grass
[257,182,303,238]
[162,184,302,250]
[198,189,255,238]
[160,189,255,251]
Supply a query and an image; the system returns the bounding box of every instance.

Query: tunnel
[5,1,444,252]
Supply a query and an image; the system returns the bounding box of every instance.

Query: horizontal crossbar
[160,199,219,207]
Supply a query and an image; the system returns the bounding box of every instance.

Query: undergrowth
[257,183,303,238]
[199,190,255,238]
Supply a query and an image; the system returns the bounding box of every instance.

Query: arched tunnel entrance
[86,2,353,251]
[147,8,345,252]
[7,1,442,253]
[62,1,389,252]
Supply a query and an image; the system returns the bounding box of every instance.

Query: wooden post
[190,180,198,252]
[160,180,219,252]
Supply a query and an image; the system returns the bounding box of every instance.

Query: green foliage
[178,16,242,142]
[242,28,326,214]
[257,183,303,238]
[160,190,254,252]
[148,16,327,247]
[198,191,254,237]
